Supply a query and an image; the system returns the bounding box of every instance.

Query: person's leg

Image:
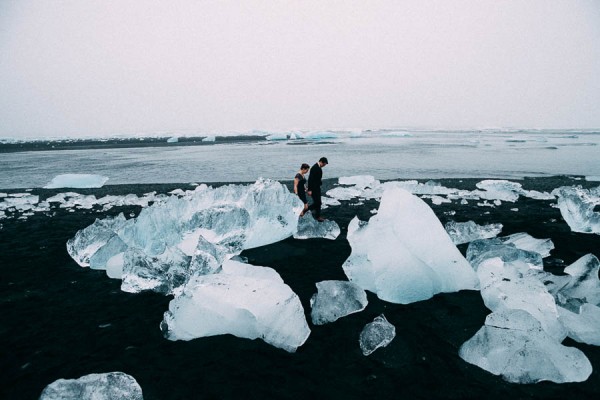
[313,190,322,219]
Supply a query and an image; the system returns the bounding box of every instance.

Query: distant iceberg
[44,174,109,189]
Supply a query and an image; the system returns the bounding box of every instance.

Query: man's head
[318,157,328,167]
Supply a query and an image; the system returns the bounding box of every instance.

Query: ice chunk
[459,309,592,383]
[167,136,179,143]
[500,232,554,258]
[326,186,363,201]
[294,213,340,240]
[359,314,396,356]
[66,213,128,267]
[89,235,128,271]
[476,257,566,341]
[552,186,600,234]
[558,304,600,346]
[265,133,288,140]
[338,175,378,189]
[161,266,310,353]
[220,259,284,283]
[44,174,109,189]
[445,220,503,245]
[466,238,543,271]
[475,180,522,202]
[310,280,368,325]
[342,187,478,304]
[202,135,215,142]
[551,254,600,307]
[39,372,143,400]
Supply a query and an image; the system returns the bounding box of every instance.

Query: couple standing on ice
[294,157,328,222]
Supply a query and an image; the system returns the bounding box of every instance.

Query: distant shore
[0,135,267,153]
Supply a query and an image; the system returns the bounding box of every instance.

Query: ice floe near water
[359,314,396,356]
[39,372,143,400]
[445,220,503,245]
[44,174,109,189]
[342,187,478,304]
[459,309,592,384]
[500,232,554,258]
[552,186,600,234]
[161,260,310,353]
[310,280,368,325]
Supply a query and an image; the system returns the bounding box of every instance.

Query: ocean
[1,130,600,399]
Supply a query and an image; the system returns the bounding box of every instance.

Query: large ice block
[552,186,600,234]
[459,309,592,384]
[342,187,478,304]
[294,212,340,240]
[161,263,310,353]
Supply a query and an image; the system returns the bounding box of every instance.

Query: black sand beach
[1,177,600,399]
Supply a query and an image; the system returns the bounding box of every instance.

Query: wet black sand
[1,177,599,399]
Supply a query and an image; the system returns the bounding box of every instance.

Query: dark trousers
[309,189,322,218]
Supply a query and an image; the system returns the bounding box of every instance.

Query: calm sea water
[1,130,599,189]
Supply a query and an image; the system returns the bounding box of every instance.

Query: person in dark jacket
[307,157,328,221]
[294,163,310,216]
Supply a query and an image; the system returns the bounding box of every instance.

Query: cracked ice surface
[39,372,143,400]
[342,187,478,304]
[459,309,592,384]
[161,260,310,353]
[552,186,600,234]
[310,280,368,325]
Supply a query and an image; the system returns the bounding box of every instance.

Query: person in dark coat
[294,163,310,216]
[307,157,328,221]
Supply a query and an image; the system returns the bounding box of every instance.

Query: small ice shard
[44,174,109,189]
[558,304,600,346]
[552,186,600,234]
[476,257,567,341]
[66,213,128,267]
[445,220,503,245]
[310,280,368,325]
[161,265,310,353]
[343,187,478,304]
[294,213,340,240]
[459,309,592,384]
[359,314,396,356]
[39,372,143,400]
[466,238,543,271]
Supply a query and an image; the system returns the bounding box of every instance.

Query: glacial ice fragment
[338,175,378,189]
[161,263,310,352]
[459,309,592,384]
[39,372,143,400]
[558,303,600,346]
[499,232,554,258]
[44,174,109,189]
[550,254,600,307]
[342,187,478,304]
[476,257,566,341]
[66,213,128,267]
[552,186,600,234]
[294,213,340,240]
[359,314,396,356]
[466,238,543,271]
[475,180,522,202]
[310,280,368,325]
[444,220,503,245]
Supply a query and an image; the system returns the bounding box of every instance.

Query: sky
[1,0,599,138]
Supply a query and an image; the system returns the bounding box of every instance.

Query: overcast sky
[1,0,599,138]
